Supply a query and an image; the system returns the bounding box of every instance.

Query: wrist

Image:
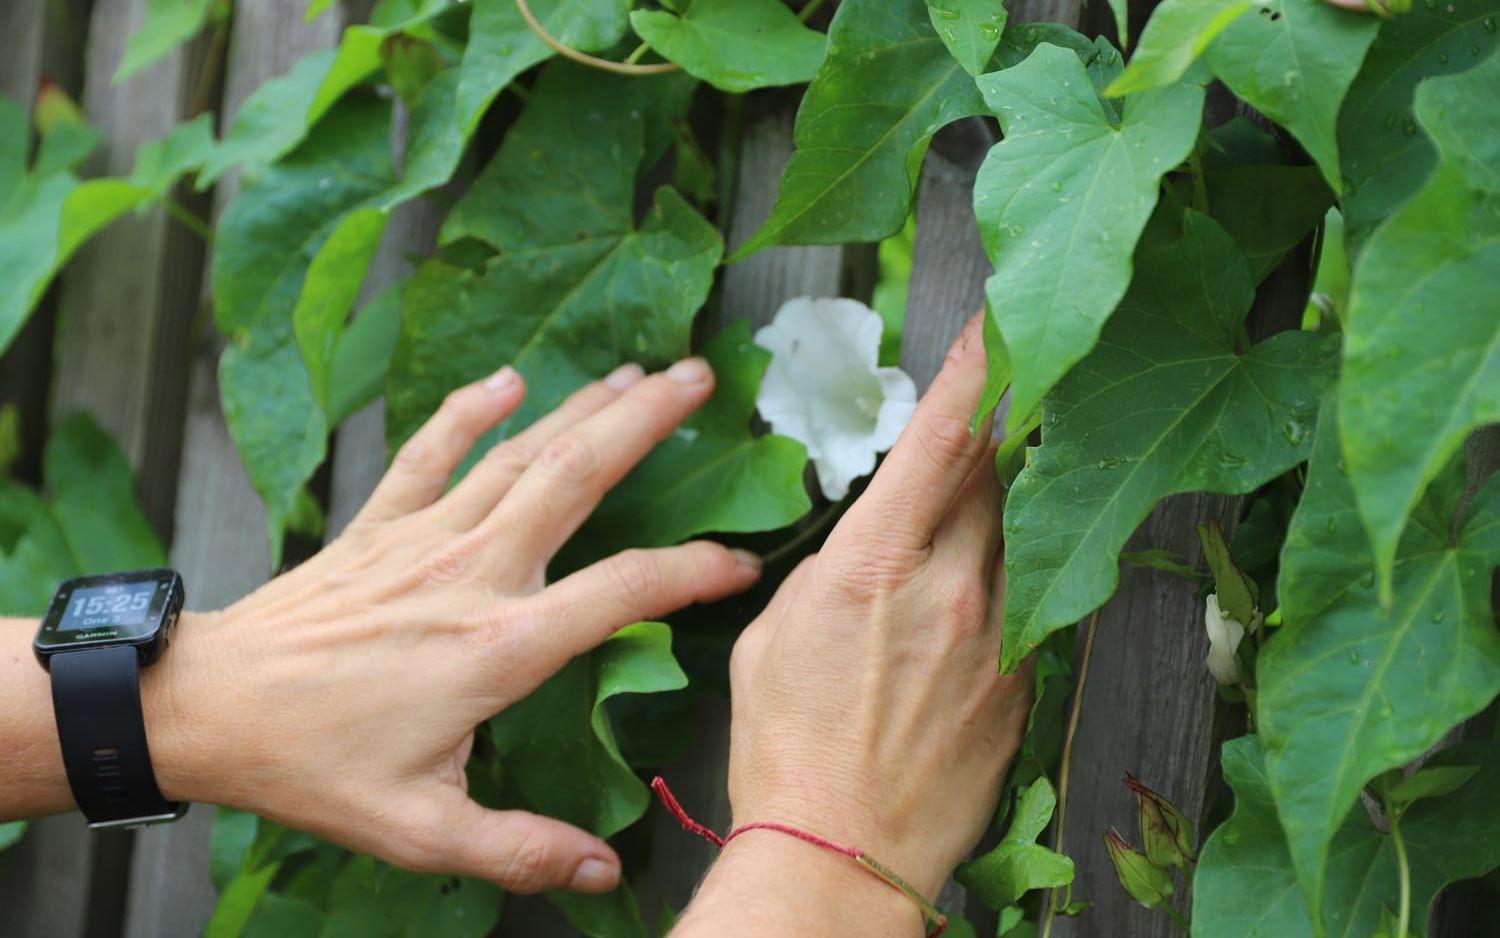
[680,830,924,937]
[139,610,232,806]
[734,793,950,901]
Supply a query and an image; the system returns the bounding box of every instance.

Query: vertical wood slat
[121,3,345,935]
[0,0,208,935]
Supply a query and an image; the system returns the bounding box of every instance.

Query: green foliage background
[1,0,1498,935]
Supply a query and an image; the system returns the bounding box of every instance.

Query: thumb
[416,787,622,895]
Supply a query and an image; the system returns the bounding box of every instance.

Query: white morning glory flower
[754,297,917,501]
[1203,593,1260,685]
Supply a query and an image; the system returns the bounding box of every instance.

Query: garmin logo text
[74,629,117,641]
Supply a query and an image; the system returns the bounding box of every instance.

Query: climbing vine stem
[514,0,679,76]
[1389,806,1412,938]
[1039,609,1101,938]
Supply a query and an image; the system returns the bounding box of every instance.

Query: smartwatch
[33,569,188,829]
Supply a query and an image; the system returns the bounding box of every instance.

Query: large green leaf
[1337,0,1500,252]
[630,0,826,92]
[212,96,396,562]
[1338,51,1500,600]
[974,41,1204,428]
[1106,0,1254,95]
[0,106,212,356]
[728,0,984,260]
[197,29,385,188]
[1205,0,1380,191]
[383,0,631,208]
[117,0,217,83]
[564,321,812,564]
[0,414,164,616]
[490,622,685,938]
[0,821,24,853]
[387,63,719,449]
[957,778,1074,910]
[292,207,390,411]
[491,622,687,837]
[925,0,1009,76]
[1257,401,1500,921]
[1194,736,1500,936]
[999,211,1334,670]
[320,855,504,937]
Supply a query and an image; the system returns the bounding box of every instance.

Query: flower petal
[754,297,917,500]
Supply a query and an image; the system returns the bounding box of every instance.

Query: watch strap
[49,645,184,828]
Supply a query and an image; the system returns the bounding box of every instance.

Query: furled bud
[1204,593,1247,685]
[34,79,85,136]
[1123,774,1195,869]
[1102,830,1174,910]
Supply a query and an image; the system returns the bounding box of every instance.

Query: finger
[930,443,1004,580]
[357,366,526,524]
[408,788,621,894]
[437,363,646,528]
[483,358,716,562]
[843,314,991,549]
[505,541,762,674]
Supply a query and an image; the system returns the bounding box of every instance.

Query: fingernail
[571,857,620,893]
[604,362,645,390]
[484,366,518,391]
[666,357,711,384]
[731,549,762,574]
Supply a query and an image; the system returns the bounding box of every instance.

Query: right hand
[724,316,1034,900]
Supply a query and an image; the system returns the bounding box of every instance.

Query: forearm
[673,833,924,938]
[1,617,72,818]
[0,614,204,821]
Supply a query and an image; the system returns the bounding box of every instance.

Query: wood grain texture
[899,119,995,392]
[121,4,344,936]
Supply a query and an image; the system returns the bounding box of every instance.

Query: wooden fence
[5,1,1485,937]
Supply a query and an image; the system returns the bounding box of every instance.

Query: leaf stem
[1187,151,1210,214]
[625,42,650,66]
[514,0,679,76]
[798,0,830,22]
[1040,609,1102,938]
[761,498,846,567]
[1390,809,1412,938]
[1161,900,1191,933]
[160,197,214,243]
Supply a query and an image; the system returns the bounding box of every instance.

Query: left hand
[142,358,762,895]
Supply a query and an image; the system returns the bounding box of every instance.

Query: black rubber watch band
[49,646,183,828]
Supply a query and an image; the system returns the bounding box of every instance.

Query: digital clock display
[58,583,157,632]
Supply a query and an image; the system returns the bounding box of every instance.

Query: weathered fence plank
[121,3,344,935]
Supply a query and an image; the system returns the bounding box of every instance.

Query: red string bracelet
[651,777,948,938]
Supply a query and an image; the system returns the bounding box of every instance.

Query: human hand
[721,316,1032,902]
[141,358,762,895]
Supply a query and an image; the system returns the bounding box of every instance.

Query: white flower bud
[1204,592,1246,685]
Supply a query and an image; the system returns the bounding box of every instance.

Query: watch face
[34,570,181,655]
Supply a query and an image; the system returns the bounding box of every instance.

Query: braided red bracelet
[651,777,948,938]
